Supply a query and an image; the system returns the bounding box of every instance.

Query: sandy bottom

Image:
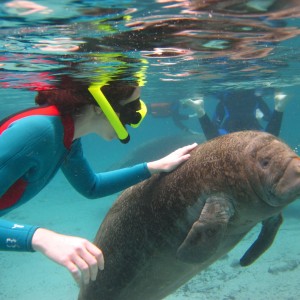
[1,175,300,300]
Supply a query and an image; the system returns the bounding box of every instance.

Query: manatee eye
[260,158,270,168]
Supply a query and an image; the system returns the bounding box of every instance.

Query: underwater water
[1,0,300,299]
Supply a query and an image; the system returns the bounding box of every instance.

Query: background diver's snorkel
[88,85,147,144]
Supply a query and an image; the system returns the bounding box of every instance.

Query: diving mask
[88,85,147,144]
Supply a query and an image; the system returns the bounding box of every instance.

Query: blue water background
[1,0,300,299]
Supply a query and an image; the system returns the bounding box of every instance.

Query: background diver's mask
[88,85,147,144]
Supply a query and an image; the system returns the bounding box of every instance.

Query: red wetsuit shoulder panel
[0,105,74,148]
[0,105,74,210]
[0,106,60,134]
[0,179,26,210]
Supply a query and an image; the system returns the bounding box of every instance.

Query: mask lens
[119,98,142,125]
[120,111,141,125]
[125,98,141,110]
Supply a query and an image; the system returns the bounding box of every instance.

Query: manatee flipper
[176,195,234,263]
[240,213,283,266]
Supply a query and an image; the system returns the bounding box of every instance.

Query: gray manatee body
[79,131,300,300]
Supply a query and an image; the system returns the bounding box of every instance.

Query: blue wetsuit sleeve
[0,218,39,252]
[61,140,152,198]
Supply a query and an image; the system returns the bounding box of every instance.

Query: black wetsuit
[199,90,283,140]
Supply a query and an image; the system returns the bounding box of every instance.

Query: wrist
[31,228,51,252]
[147,161,162,175]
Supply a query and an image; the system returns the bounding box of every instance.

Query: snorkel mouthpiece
[121,135,130,144]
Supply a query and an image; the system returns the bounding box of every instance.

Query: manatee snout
[275,157,300,203]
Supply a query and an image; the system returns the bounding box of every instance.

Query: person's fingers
[86,243,105,272]
[185,143,198,150]
[64,248,104,285]
[89,260,99,282]
[79,249,101,282]
[180,154,191,161]
[72,254,91,284]
[74,243,104,283]
[177,143,197,155]
[81,251,98,282]
[66,261,82,285]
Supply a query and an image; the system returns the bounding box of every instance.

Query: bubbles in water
[293,145,300,154]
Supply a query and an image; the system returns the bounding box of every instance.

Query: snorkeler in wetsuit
[183,89,289,140]
[0,76,196,286]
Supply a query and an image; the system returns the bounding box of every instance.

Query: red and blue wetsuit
[0,105,151,252]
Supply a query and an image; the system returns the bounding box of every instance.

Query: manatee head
[244,132,300,207]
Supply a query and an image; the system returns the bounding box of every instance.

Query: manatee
[79,131,300,300]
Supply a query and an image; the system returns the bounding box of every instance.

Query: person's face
[93,86,141,140]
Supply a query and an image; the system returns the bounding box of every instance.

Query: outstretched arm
[0,218,103,285]
[62,140,197,198]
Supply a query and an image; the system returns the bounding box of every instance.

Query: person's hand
[181,98,205,117]
[31,228,104,285]
[147,143,197,174]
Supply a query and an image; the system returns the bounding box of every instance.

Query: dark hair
[35,76,138,116]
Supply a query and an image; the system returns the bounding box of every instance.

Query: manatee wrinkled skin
[79,131,300,300]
